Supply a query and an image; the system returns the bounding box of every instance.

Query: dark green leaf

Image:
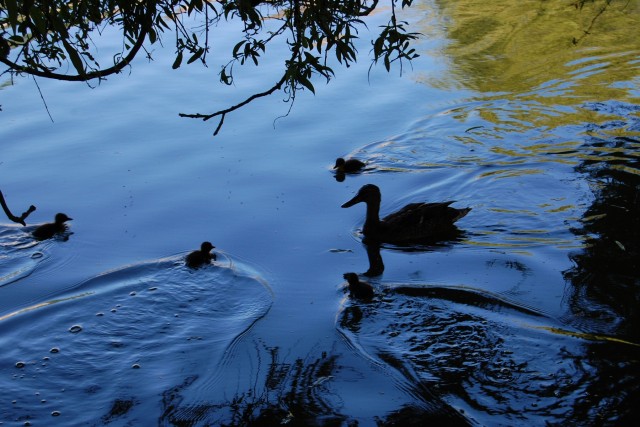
[62,40,86,75]
[29,7,48,35]
[8,35,25,44]
[172,51,183,69]
[148,28,157,44]
[5,0,19,31]
[187,48,204,64]
[298,76,315,94]
[233,40,246,57]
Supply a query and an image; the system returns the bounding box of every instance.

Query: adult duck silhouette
[342,184,470,244]
[186,241,216,268]
[32,213,73,240]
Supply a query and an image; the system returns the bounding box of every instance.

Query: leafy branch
[1,1,420,135]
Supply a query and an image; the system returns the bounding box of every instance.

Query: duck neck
[363,200,381,234]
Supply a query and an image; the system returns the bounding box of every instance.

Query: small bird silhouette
[343,272,374,300]
[32,213,73,240]
[334,157,366,174]
[186,241,216,268]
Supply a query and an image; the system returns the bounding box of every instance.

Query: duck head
[201,241,215,253]
[55,213,73,224]
[333,158,346,169]
[341,184,381,208]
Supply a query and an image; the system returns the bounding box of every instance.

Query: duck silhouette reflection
[363,242,384,277]
[333,157,366,182]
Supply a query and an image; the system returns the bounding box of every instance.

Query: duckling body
[343,273,374,300]
[32,213,72,240]
[186,241,216,268]
[334,157,366,174]
[342,184,470,244]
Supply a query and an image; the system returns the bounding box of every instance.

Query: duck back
[374,202,470,244]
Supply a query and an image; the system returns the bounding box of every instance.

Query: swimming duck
[334,157,366,174]
[186,241,216,268]
[32,213,73,240]
[341,184,470,244]
[343,272,374,300]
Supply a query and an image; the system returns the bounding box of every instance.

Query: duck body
[343,273,374,300]
[32,213,72,240]
[342,184,470,244]
[334,157,366,174]
[186,241,216,268]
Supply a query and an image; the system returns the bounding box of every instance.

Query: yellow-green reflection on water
[415,0,640,132]
[532,325,640,347]
[426,0,639,95]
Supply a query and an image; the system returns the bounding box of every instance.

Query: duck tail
[453,207,471,222]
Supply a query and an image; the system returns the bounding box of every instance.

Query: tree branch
[0,4,154,82]
[0,190,36,226]
[179,72,288,134]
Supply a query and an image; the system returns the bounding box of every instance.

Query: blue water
[2,1,639,425]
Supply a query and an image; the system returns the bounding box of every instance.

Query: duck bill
[341,194,363,208]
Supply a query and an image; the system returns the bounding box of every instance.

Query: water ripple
[337,282,640,426]
[0,226,44,287]
[0,253,272,424]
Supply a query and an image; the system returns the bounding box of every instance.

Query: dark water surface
[1,1,639,425]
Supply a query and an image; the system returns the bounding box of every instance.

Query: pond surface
[1,0,639,425]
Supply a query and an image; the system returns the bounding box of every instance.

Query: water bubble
[129,292,136,296]
[31,252,44,259]
[50,347,60,354]
[69,325,82,333]
[51,411,61,417]
[132,363,141,369]
[96,312,104,316]
[15,361,26,368]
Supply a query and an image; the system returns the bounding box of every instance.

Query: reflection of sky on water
[1,0,639,425]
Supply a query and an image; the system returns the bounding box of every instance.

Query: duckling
[342,184,470,244]
[32,213,73,240]
[343,272,374,300]
[186,241,216,268]
[334,157,366,174]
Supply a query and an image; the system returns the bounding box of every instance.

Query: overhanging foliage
[0,0,419,134]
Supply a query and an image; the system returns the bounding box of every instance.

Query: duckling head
[333,158,346,170]
[343,272,360,286]
[201,241,215,253]
[55,213,73,224]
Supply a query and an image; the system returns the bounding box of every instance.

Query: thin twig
[32,76,54,122]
